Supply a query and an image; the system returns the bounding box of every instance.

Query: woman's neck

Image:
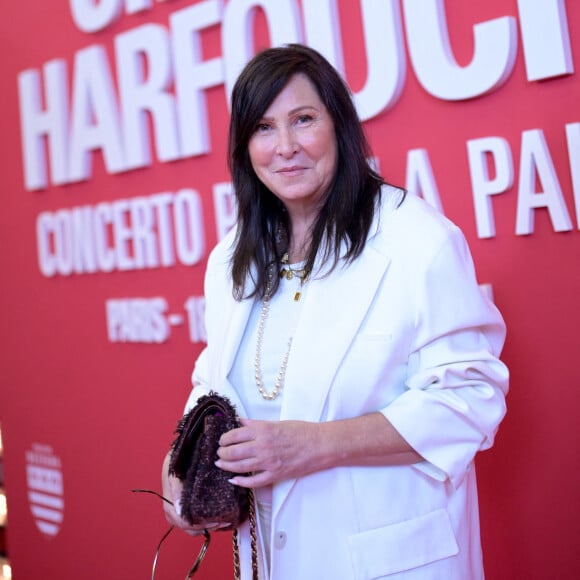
[286,209,318,263]
[288,228,311,263]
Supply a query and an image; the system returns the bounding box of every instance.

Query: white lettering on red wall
[19,0,575,188]
[13,0,580,283]
[25,444,65,538]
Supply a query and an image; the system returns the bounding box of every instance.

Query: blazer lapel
[281,243,391,422]
[214,295,253,409]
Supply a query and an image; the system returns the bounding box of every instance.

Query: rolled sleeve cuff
[380,390,483,489]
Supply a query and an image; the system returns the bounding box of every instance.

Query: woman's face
[248,73,338,219]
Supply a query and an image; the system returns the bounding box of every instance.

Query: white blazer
[187,189,509,579]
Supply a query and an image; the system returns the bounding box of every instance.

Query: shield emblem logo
[25,444,64,537]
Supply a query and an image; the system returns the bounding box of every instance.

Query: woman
[162,44,509,579]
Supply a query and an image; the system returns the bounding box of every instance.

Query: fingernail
[174,497,182,517]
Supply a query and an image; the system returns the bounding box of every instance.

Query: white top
[228,263,307,573]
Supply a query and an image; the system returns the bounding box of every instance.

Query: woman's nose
[275,127,298,157]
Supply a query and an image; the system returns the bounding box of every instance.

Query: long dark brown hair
[228,43,394,300]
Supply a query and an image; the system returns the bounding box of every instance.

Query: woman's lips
[276,166,306,174]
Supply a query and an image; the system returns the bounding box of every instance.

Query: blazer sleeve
[381,225,509,489]
[186,229,237,413]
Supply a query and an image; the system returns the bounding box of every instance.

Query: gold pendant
[294,291,301,301]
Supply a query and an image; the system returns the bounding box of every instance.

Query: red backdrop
[1,1,579,578]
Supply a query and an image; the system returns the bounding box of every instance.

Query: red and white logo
[25,444,64,537]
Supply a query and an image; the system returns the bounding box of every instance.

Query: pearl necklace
[254,267,292,400]
[254,257,309,401]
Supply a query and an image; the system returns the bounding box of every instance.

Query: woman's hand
[161,452,231,535]
[215,413,422,489]
[215,418,322,488]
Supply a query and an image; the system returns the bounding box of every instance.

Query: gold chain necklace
[279,252,309,301]
[254,266,293,400]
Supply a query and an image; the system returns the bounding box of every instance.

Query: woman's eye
[296,114,313,124]
[255,123,271,133]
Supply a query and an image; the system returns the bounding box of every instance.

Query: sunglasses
[132,488,211,580]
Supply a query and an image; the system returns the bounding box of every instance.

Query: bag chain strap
[233,489,259,580]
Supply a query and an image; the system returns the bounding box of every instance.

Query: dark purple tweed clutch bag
[168,392,250,528]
